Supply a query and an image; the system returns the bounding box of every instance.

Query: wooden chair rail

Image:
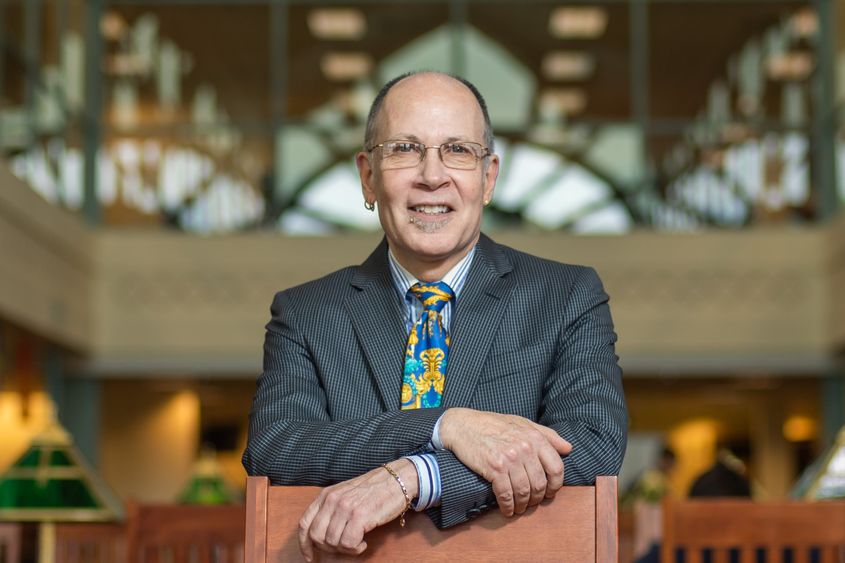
[55,523,126,563]
[0,523,21,563]
[245,475,618,562]
[126,503,245,563]
[662,499,845,563]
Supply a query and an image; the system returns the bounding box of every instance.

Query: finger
[535,425,572,455]
[313,543,339,556]
[537,444,565,499]
[338,520,368,555]
[298,497,323,563]
[298,522,315,562]
[324,491,358,548]
[323,512,348,550]
[492,475,515,517]
[336,541,368,557]
[307,494,337,552]
[523,455,548,508]
[508,464,532,515]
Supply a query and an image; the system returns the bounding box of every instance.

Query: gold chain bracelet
[381,463,413,527]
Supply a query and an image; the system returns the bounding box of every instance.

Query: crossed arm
[242,267,627,561]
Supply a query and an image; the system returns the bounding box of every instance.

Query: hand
[298,458,419,562]
[438,408,571,517]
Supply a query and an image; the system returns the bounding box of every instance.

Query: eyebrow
[386,134,472,144]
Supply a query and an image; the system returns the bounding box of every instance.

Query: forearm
[547,418,626,484]
[541,361,627,484]
[244,407,445,485]
[541,265,627,484]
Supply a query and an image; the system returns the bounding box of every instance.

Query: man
[243,72,627,561]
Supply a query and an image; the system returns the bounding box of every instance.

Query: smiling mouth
[410,205,451,215]
[407,205,452,231]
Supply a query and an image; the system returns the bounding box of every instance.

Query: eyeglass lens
[380,142,483,170]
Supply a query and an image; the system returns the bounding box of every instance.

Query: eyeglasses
[367,140,490,170]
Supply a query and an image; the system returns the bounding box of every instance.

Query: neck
[391,240,477,282]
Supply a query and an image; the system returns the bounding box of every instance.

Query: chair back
[55,523,126,563]
[0,523,21,563]
[126,503,245,563]
[662,498,845,563]
[245,475,618,562]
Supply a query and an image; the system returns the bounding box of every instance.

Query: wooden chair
[618,507,636,563]
[55,523,126,563]
[126,503,245,563]
[245,475,618,562]
[662,498,845,563]
[0,523,21,563]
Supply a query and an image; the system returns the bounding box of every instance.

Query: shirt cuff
[403,453,442,511]
[431,412,446,450]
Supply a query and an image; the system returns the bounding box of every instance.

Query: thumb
[353,541,368,555]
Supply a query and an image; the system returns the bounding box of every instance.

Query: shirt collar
[387,245,476,298]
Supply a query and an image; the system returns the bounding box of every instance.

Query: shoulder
[268,265,359,315]
[485,237,601,289]
[283,266,358,298]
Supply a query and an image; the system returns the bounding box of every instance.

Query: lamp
[0,417,123,563]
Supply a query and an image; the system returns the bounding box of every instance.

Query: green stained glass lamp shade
[179,476,234,505]
[178,449,236,505]
[0,422,123,522]
[0,477,98,508]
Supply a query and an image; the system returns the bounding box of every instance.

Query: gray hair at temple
[363,71,496,154]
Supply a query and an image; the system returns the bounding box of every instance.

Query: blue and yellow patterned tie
[401,281,454,410]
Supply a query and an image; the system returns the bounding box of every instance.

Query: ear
[482,153,500,204]
[356,151,377,205]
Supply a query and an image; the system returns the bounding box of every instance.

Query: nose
[418,146,449,190]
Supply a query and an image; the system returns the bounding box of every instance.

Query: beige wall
[99,381,199,502]
[89,228,831,376]
[498,230,830,371]
[0,166,93,350]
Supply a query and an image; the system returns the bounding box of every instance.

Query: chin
[408,233,473,262]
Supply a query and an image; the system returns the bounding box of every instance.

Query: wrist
[382,459,416,527]
[438,407,468,450]
[393,457,420,500]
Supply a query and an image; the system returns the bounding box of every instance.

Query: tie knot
[409,281,454,313]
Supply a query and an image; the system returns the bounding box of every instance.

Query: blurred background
[1,0,844,520]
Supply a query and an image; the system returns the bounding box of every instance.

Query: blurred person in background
[689,446,752,498]
[625,446,677,563]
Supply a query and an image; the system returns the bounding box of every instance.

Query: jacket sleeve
[540,266,628,484]
[429,266,627,529]
[242,289,445,485]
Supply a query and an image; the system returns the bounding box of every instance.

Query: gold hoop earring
[364,201,375,212]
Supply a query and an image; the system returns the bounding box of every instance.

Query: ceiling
[103,1,807,128]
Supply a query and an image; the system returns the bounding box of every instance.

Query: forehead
[377,74,485,140]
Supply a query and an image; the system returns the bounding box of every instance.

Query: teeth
[412,205,449,215]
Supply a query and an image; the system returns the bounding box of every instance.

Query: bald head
[364,72,494,152]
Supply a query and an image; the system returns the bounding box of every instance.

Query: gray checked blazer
[243,233,627,528]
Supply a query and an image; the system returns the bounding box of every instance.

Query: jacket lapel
[344,239,408,411]
[443,234,516,407]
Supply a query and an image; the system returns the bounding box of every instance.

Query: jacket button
[466,508,481,519]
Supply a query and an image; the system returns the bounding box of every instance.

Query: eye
[392,142,421,153]
[444,143,470,155]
